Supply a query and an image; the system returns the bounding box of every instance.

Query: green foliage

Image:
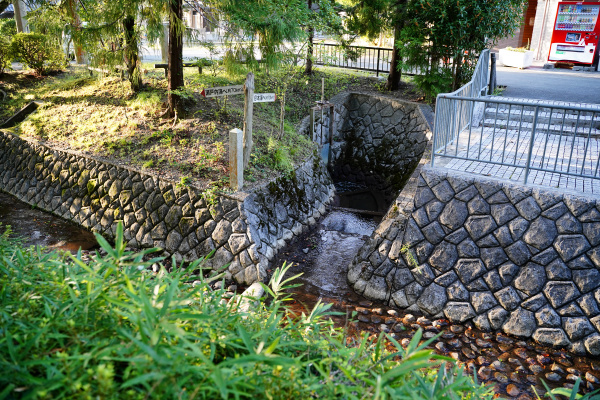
[0,18,16,38]
[398,0,527,99]
[0,36,11,75]
[543,377,600,399]
[25,2,65,39]
[10,33,66,76]
[126,90,163,111]
[346,0,402,40]
[0,223,493,399]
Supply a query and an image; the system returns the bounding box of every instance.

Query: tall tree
[65,0,85,63]
[346,0,406,91]
[303,0,345,75]
[167,0,184,117]
[399,0,526,98]
[12,0,26,32]
[123,13,141,91]
[305,0,314,74]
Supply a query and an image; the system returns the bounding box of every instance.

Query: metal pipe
[523,106,541,184]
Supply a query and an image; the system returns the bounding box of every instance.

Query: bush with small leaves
[0,36,11,75]
[10,32,65,76]
[0,19,16,38]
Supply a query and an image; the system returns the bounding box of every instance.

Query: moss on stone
[87,179,97,195]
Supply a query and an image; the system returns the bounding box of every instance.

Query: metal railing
[432,49,490,155]
[432,95,600,185]
[313,43,394,76]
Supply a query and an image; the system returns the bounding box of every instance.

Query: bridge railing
[313,43,394,76]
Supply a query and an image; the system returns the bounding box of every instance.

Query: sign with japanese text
[253,93,276,103]
[201,85,244,98]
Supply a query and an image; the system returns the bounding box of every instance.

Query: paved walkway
[436,126,600,195]
[496,62,600,105]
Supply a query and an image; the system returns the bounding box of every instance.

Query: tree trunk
[304,0,313,75]
[12,0,24,33]
[123,15,141,92]
[386,24,402,91]
[452,51,463,91]
[66,0,85,64]
[168,0,184,118]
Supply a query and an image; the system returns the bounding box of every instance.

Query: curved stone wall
[349,166,600,356]
[300,92,431,204]
[0,131,334,285]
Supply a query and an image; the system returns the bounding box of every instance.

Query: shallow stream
[2,186,600,399]
[271,182,600,399]
[0,191,97,251]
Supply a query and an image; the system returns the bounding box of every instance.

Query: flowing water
[0,191,97,251]
[271,183,600,399]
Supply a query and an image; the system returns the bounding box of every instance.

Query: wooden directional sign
[253,93,276,103]
[201,85,244,98]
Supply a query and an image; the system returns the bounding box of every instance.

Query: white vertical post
[243,72,254,168]
[229,128,243,190]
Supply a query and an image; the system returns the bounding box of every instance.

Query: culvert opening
[273,93,431,309]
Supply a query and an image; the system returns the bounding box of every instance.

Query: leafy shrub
[10,32,65,76]
[0,19,16,38]
[0,36,11,75]
[0,223,493,399]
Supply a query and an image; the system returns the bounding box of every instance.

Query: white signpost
[253,93,276,103]
[201,78,277,190]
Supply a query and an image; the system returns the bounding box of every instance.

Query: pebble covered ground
[284,289,600,399]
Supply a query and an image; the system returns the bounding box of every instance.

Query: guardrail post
[523,106,540,185]
[328,105,334,168]
[488,53,497,95]
[376,48,381,76]
[432,95,442,167]
[229,128,243,190]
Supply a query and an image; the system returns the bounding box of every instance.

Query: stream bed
[271,185,600,400]
[2,186,600,399]
[0,191,97,251]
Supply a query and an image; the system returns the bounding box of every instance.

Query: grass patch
[1,63,421,191]
[0,224,493,399]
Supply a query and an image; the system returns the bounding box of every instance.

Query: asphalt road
[496,65,600,105]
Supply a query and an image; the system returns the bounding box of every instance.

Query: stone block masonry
[0,131,334,285]
[299,92,431,204]
[349,165,600,356]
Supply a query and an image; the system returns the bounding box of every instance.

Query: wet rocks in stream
[270,193,600,399]
[348,303,600,398]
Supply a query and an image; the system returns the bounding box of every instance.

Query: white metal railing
[432,49,490,156]
[431,49,600,189]
[432,96,600,185]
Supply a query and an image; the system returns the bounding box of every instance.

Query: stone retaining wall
[0,131,334,285]
[300,92,431,204]
[349,166,600,356]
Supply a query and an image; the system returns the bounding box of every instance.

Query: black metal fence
[313,43,393,76]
